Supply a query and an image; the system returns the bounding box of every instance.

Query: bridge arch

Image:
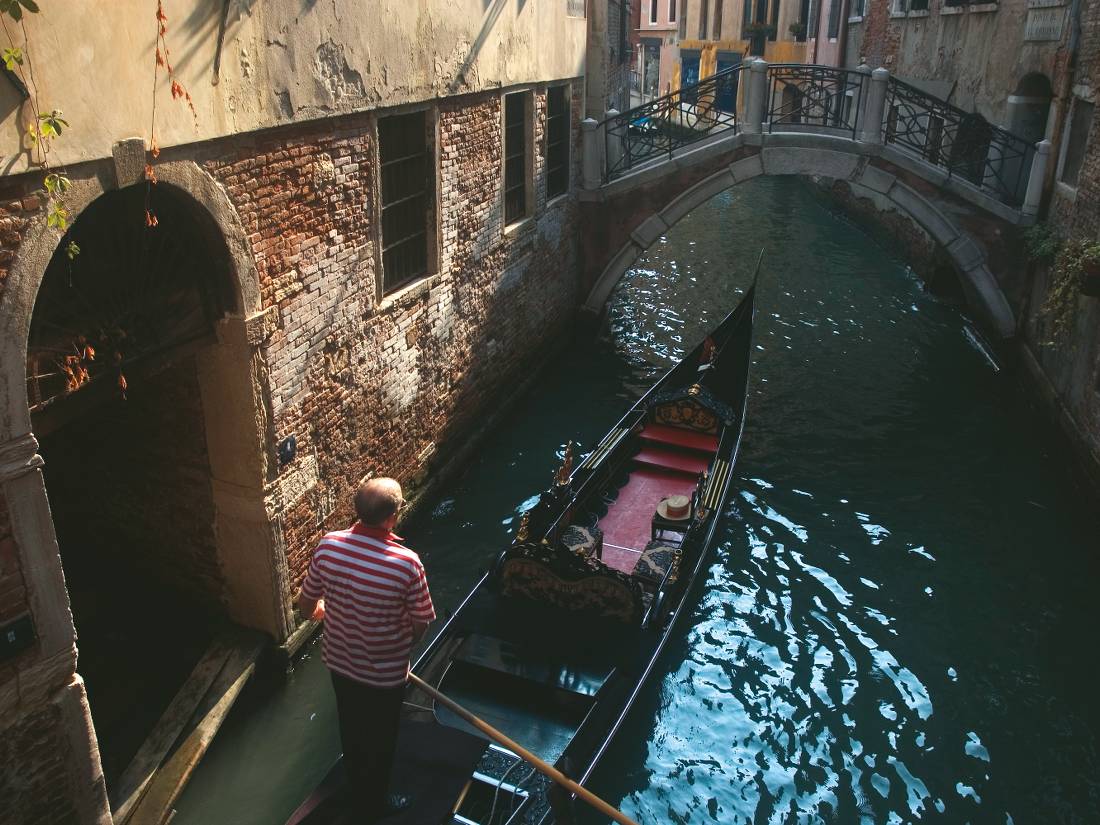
[580,139,1018,340]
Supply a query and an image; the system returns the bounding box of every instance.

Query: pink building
[635,0,683,104]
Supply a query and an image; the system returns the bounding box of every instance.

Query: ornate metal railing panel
[884,76,1032,205]
[603,65,743,181]
[766,64,865,139]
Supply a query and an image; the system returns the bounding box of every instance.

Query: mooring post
[604,108,623,178]
[744,59,768,135]
[983,138,1005,193]
[859,68,890,145]
[582,117,602,189]
[1023,139,1051,216]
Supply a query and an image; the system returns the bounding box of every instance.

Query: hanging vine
[145,0,196,227]
[0,0,77,258]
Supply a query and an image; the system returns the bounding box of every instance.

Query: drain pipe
[1047,0,1084,202]
[837,0,852,69]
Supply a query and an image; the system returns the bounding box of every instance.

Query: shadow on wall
[450,0,510,93]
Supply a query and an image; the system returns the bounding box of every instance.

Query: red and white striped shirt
[301,523,436,688]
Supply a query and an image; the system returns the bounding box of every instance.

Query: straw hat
[657,495,691,520]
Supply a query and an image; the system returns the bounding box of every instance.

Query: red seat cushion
[639,423,719,454]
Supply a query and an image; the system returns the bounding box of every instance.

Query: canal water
[172,178,1100,825]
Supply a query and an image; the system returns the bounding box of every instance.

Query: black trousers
[330,672,406,821]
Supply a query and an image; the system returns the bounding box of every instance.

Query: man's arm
[406,561,437,646]
[410,621,429,645]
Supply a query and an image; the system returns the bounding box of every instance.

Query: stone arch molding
[583,146,1017,340]
[0,149,292,643]
[0,155,263,438]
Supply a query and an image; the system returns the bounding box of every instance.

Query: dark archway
[29,183,236,792]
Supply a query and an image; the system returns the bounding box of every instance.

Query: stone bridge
[577,62,1051,341]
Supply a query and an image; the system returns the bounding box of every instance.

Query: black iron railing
[884,76,1032,204]
[603,65,744,181]
[765,64,865,139]
[600,61,1036,207]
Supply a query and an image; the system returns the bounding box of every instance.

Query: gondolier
[297,477,436,824]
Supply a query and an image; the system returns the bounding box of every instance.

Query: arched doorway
[18,178,283,798]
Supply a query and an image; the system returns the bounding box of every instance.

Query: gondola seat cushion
[498,542,643,623]
[559,525,603,558]
[632,541,677,586]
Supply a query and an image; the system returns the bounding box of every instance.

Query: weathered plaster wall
[1021,0,1100,486]
[847,0,1065,125]
[0,0,587,172]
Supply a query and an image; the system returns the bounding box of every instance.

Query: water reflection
[588,180,1100,824]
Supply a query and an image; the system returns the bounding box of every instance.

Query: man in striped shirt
[298,477,436,823]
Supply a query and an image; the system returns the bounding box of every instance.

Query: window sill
[504,215,535,236]
[940,6,965,14]
[908,9,930,16]
[969,2,999,11]
[1055,181,1078,202]
[848,15,864,23]
[889,11,908,18]
[545,191,570,209]
[378,272,438,311]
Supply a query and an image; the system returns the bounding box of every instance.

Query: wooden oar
[407,673,640,825]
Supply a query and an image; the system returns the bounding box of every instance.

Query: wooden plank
[111,638,235,823]
[126,634,266,825]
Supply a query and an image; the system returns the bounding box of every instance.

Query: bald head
[355,477,404,527]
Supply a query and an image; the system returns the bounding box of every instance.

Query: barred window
[504,92,529,224]
[546,86,570,199]
[379,111,430,293]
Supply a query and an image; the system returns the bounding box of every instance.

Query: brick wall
[0,699,80,825]
[852,3,901,71]
[202,83,583,591]
[0,491,31,688]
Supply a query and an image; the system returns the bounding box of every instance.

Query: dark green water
[172,178,1100,824]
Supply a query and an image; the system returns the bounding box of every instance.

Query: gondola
[287,269,759,825]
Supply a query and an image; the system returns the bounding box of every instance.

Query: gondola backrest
[495,542,644,624]
[648,383,735,435]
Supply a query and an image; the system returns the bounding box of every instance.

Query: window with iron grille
[546,86,570,199]
[828,0,842,37]
[504,92,529,224]
[379,111,430,293]
[650,0,659,23]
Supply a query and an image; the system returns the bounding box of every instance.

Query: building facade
[0,2,588,823]
[845,0,1100,482]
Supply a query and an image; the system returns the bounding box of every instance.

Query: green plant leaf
[2,47,23,71]
[66,240,80,260]
[7,3,22,21]
[18,0,40,12]
[46,202,68,230]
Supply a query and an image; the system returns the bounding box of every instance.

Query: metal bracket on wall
[2,65,28,100]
